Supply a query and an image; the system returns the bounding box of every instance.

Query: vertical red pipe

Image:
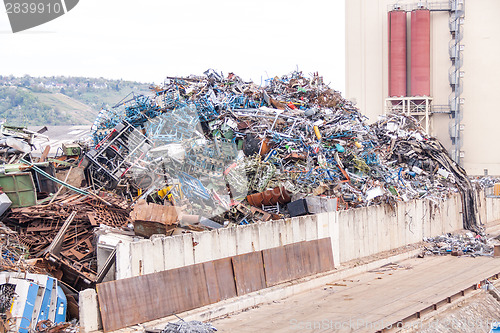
[411,9,431,97]
[388,10,407,97]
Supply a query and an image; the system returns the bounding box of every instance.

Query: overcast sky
[0,0,345,91]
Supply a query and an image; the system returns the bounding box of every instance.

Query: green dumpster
[0,172,37,207]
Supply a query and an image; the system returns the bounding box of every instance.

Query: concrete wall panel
[116,195,468,278]
[163,234,186,270]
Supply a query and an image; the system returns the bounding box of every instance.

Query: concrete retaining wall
[477,191,500,225]
[115,194,464,279]
[486,197,500,223]
[81,194,500,332]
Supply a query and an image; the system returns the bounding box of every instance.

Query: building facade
[346,0,500,175]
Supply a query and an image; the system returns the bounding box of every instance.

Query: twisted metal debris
[86,69,480,230]
[161,320,217,333]
[423,233,493,256]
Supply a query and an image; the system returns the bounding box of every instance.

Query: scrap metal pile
[160,320,217,333]
[0,69,482,299]
[4,192,131,290]
[0,221,42,273]
[85,69,479,229]
[423,232,494,257]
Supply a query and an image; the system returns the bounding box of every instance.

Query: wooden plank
[213,257,237,300]
[262,246,290,287]
[317,237,335,272]
[232,252,266,296]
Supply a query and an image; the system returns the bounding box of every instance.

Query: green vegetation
[0,75,152,126]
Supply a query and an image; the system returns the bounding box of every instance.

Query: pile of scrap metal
[3,193,132,291]
[422,232,494,257]
[0,222,42,274]
[0,68,486,331]
[0,125,134,296]
[0,272,78,333]
[83,69,480,231]
[1,217,79,333]
[157,320,217,333]
[472,176,500,198]
[0,124,49,165]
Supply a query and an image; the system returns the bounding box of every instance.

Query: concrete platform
[211,255,500,332]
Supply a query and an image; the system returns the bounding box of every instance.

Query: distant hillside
[0,75,152,126]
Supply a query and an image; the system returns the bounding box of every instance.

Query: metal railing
[387,1,451,12]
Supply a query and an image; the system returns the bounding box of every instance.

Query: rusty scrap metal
[3,192,132,290]
[131,200,178,237]
[246,186,291,207]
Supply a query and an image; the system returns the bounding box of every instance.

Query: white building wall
[346,0,500,175]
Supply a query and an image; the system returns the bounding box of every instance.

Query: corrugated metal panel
[131,200,178,237]
[131,201,178,225]
[232,252,266,296]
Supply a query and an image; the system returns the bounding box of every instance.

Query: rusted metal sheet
[212,257,237,300]
[232,252,266,296]
[300,240,321,277]
[131,200,178,224]
[202,261,220,304]
[133,220,176,238]
[282,238,334,281]
[262,246,290,287]
[98,263,212,332]
[98,275,148,331]
[131,200,179,237]
[285,241,307,280]
[317,237,335,272]
[171,264,211,313]
[246,186,291,207]
[97,239,333,331]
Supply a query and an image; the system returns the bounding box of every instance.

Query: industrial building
[346,0,500,175]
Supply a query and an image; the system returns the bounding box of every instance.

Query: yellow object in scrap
[313,125,322,140]
[494,183,500,196]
